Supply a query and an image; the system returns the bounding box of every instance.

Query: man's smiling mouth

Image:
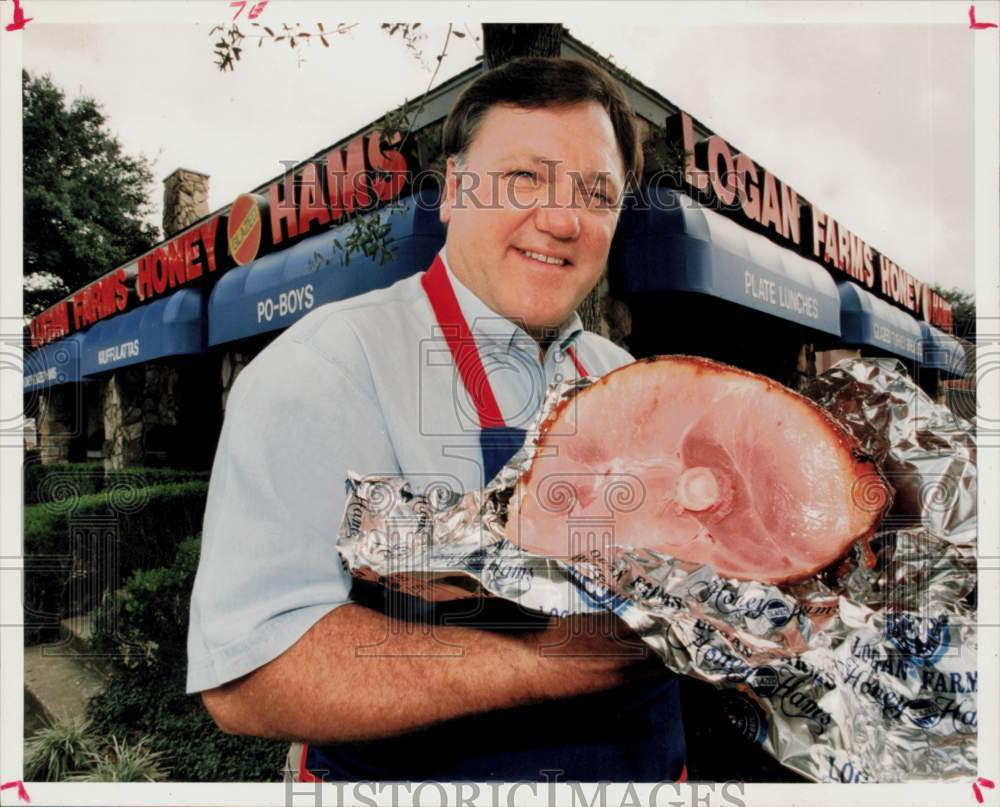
[515,247,570,267]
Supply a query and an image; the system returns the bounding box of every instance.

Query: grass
[24,716,99,781]
[67,735,170,782]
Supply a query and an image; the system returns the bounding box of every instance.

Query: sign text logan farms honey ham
[667,111,953,332]
[28,132,408,348]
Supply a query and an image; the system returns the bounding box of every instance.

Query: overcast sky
[22,14,976,293]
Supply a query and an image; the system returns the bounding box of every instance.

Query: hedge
[24,481,209,644]
[25,462,209,505]
[88,536,288,782]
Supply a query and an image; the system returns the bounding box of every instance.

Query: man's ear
[439,157,459,226]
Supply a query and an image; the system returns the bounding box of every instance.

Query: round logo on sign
[227,193,266,266]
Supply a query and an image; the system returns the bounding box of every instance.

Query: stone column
[162,168,210,238]
[221,350,254,411]
[815,348,861,375]
[36,386,80,464]
[102,365,181,470]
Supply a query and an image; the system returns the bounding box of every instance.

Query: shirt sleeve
[186,319,400,693]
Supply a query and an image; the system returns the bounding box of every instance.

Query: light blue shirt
[186,251,635,693]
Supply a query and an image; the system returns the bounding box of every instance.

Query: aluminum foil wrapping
[337,358,977,783]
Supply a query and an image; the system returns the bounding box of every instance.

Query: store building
[23,31,965,468]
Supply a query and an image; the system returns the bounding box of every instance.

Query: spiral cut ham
[506,356,890,584]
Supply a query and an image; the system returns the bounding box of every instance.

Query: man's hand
[201,602,664,744]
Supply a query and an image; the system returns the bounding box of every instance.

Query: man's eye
[507,169,538,181]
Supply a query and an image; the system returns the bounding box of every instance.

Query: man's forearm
[202,602,653,744]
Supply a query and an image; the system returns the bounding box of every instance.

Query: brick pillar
[163,168,210,238]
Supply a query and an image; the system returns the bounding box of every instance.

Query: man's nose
[534,191,581,240]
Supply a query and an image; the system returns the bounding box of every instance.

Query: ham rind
[506,356,890,584]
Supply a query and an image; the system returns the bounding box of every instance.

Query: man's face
[439,101,626,340]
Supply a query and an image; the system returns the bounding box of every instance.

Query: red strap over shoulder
[566,345,587,378]
[421,256,506,429]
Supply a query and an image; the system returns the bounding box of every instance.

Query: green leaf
[453,29,465,38]
[264,26,274,35]
[320,35,329,47]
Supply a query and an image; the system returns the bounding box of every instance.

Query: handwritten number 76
[230,0,268,21]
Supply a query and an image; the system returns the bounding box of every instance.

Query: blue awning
[920,322,967,377]
[613,187,841,336]
[81,287,207,375]
[837,281,923,361]
[208,190,445,347]
[23,333,90,392]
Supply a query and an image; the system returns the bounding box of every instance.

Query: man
[187,57,686,782]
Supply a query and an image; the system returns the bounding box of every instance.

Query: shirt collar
[437,248,584,356]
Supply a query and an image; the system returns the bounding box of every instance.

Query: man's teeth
[520,249,566,266]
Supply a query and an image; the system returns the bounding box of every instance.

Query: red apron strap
[566,345,588,378]
[420,256,506,429]
[298,743,321,783]
[421,254,589,420]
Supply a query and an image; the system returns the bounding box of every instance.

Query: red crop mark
[969,5,999,28]
[230,0,268,20]
[975,778,997,803]
[0,781,31,803]
[4,0,33,32]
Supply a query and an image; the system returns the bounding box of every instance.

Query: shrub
[90,537,201,667]
[25,461,209,505]
[88,664,287,782]
[24,716,99,781]
[67,736,170,782]
[24,462,105,505]
[87,536,288,782]
[23,481,209,644]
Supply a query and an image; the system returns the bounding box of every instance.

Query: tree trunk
[482,24,564,68]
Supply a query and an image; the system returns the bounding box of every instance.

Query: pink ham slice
[506,356,890,584]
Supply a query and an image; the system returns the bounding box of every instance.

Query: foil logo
[566,567,631,616]
[904,698,943,729]
[885,612,950,665]
[761,671,833,734]
[746,665,780,697]
[903,696,977,734]
[484,558,533,597]
[697,646,753,683]
[762,599,792,627]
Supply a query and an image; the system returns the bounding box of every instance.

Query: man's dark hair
[442,57,643,181]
